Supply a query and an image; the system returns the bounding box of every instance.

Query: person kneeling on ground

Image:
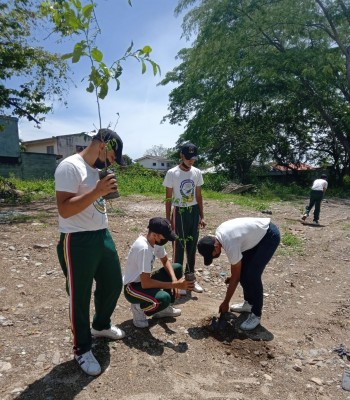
[197,217,280,331]
[123,217,195,328]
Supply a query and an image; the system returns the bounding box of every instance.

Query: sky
[18,0,191,160]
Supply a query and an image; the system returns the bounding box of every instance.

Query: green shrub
[343,175,350,188]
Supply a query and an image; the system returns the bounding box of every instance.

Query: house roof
[22,131,95,145]
[271,162,316,172]
[134,155,175,163]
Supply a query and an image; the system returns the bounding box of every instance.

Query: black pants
[171,205,200,273]
[240,223,280,317]
[304,190,324,222]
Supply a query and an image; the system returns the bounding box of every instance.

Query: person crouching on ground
[197,217,280,331]
[123,217,195,328]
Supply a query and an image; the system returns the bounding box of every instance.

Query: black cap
[148,217,177,241]
[181,143,198,160]
[321,174,327,179]
[93,128,124,166]
[197,236,216,266]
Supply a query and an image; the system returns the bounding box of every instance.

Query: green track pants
[57,228,122,355]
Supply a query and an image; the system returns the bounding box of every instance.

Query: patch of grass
[0,211,52,224]
[203,190,270,211]
[107,206,127,217]
[278,231,304,256]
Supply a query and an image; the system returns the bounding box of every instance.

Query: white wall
[24,139,56,154]
[137,158,175,171]
[57,135,92,159]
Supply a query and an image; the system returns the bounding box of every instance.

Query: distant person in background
[55,128,125,376]
[302,174,328,225]
[163,143,206,294]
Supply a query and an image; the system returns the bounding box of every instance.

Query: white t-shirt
[311,178,328,191]
[216,218,270,265]
[123,235,166,284]
[163,165,204,207]
[55,154,108,233]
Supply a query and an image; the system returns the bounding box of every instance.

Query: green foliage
[40,0,160,127]
[202,172,229,192]
[0,176,55,204]
[162,0,350,181]
[0,0,68,124]
[279,231,303,255]
[343,175,350,188]
[114,163,164,196]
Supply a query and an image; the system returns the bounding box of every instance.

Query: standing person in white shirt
[163,143,206,294]
[55,128,125,376]
[302,174,328,225]
[197,218,280,331]
[123,217,194,328]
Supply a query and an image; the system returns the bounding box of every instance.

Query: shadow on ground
[13,341,110,400]
[120,319,189,356]
[188,312,274,343]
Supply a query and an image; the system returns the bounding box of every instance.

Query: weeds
[278,231,304,256]
[0,211,52,224]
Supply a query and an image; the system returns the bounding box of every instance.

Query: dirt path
[0,196,350,400]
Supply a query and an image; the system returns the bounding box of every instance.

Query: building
[0,116,57,179]
[134,155,176,171]
[22,132,94,161]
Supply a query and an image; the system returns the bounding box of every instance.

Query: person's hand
[199,218,207,228]
[175,277,195,291]
[173,287,180,300]
[96,173,117,196]
[219,301,229,314]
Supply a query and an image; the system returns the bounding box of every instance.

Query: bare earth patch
[0,195,350,399]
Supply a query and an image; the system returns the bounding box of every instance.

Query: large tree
[161,0,350,182]
[0,0,68,124]
[1,0,160,129]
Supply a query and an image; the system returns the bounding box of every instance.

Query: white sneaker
[240,313,261,331]
[230,300,252,313]
[131,304,149,328]
[75,350,101,376]
[91,326,125,340]
[193,281,203,293]
[152,305,181,319]
[179,289,187,296]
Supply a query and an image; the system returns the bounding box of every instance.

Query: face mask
[156,238,168,246]
[94,158,111,169]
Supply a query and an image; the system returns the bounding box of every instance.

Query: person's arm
[219,261,242,313]
[165,187,173,221]
[140,271,194,291]
[56,173,117,218]
[195,186,206,228]
[160,255,177,282]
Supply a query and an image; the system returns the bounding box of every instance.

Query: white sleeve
[138,248,154,274]
[163,170,173,188]
[197,170,204,186]
[55,162,81,193]
[154,245,166,259]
